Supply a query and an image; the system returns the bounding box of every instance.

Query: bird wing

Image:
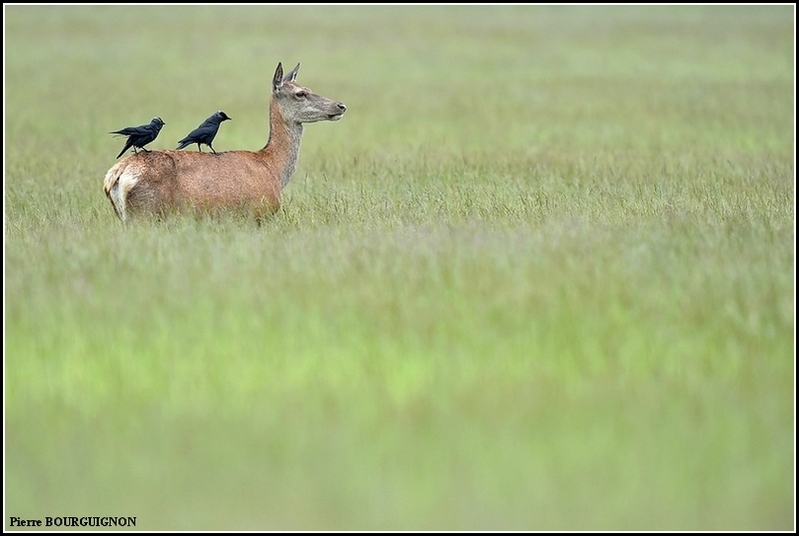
[177,127,201,145]
[180,122,219,144]
[111,118,164,136]
[109,124,151,137]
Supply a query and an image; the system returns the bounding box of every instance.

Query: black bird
[175,111,232,154]
[110,117,166,159]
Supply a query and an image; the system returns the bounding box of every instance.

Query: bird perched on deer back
[110,117,166,159]
[176,111,232,154]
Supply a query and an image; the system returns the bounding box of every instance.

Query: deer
[102,62,347,222]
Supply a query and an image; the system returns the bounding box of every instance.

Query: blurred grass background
[4,5,795,530]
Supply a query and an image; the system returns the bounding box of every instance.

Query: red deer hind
[103,62,347,222]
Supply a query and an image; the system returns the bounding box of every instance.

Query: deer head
[271,62,347,124]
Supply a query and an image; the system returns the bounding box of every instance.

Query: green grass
[4,5,795,530]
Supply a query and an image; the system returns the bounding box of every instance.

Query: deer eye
[295,91,307,99]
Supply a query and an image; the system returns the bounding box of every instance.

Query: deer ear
[283,63,300,83]
[272,62,284,92]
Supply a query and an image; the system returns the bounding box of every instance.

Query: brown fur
[103,63,346,222]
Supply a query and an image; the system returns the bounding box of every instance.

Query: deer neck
[262,98,304,189]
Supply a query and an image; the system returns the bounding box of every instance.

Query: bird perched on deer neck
[110,117,166,159]
[175,111,232,154]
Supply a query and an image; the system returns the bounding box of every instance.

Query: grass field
[4,5,795,531]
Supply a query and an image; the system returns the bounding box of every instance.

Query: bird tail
[116,140,134,159]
